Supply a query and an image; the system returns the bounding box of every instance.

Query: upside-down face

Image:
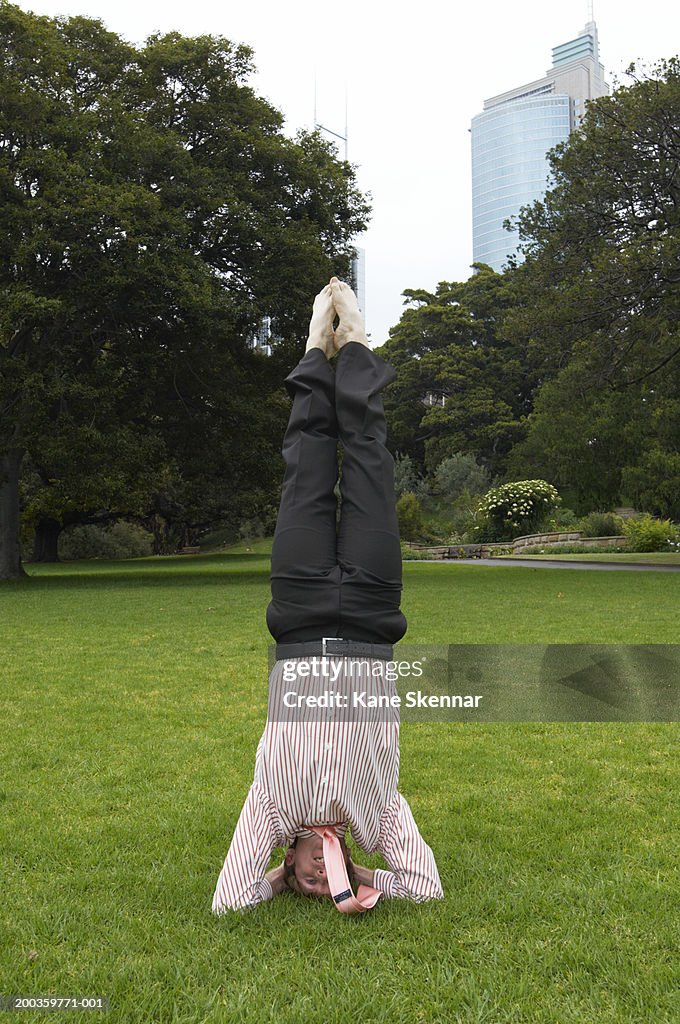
[284,834,354,900]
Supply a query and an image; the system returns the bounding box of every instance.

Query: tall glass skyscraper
[471,22,609,272]
[351,246,366,318]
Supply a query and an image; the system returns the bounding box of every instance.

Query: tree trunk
[0,447,27,580]
[32,516,62,562]
[149,513,168,555]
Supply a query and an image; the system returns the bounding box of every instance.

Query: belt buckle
[322,636,345,657]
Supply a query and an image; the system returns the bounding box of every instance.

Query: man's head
[284,834,355,899]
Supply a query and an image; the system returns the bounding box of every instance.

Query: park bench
[178,545,201,555]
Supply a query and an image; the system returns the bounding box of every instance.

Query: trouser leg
[334,342,407,643]
[266,348,342,643]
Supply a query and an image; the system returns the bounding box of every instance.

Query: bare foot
[329,278,370,351]
[305,284,336,359]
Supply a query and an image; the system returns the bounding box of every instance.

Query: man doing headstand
[211,277,443,913]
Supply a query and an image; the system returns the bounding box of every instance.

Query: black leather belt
[275,637,393,660]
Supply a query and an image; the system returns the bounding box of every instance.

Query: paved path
[408,557,680,573]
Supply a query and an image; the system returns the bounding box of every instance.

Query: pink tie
[308,826,382,914]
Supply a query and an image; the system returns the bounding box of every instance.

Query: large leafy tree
[505,58,680,515]
[378,266,532,477]
[0,2,369,576]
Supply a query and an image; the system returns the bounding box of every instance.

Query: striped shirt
[212,657,443,913]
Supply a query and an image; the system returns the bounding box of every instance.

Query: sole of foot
[305,283,336,359]
[329,278,370,351]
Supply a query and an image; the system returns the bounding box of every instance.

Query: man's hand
[349,860,376,888]
[265,863,291,896]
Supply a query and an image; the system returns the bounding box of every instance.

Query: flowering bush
[471,479,561,542]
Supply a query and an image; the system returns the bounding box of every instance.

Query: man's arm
[211,784,284,913]
[373,792,444,902]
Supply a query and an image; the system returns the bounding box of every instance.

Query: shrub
[236,500,278,541]
[401,544,435,560]
[622,514,678,552]
[434,488,485,543]
[397,492,424,541]
[471,479,561,542]
[579,511,625,537]
[394,454,429,502]
[542,507,580,530]
[433,453,491,501]
[59,521,154,560]
[238,517,267,542]
[462,519,501,544]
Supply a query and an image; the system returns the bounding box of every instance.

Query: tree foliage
[0,2,370,575]
[505,58,680,516]
[393,452,428,501]
[433,452,491,501]
[379,266,532,478]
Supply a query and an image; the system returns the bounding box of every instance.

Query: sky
[13,0,680,344]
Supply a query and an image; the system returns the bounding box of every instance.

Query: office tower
[248,315,273,356]
[351,246,366,318]
[471,21,609,272]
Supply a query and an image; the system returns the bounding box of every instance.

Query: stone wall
[512,532,626,552]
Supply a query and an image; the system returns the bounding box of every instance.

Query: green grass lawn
[2,553,679,1023]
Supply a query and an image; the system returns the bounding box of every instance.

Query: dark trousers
[266,342,407,645]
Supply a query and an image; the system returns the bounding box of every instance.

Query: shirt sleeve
[374,792,444,902]
[211,784,280,913]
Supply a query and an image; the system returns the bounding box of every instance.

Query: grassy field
[1,552,679,1023]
